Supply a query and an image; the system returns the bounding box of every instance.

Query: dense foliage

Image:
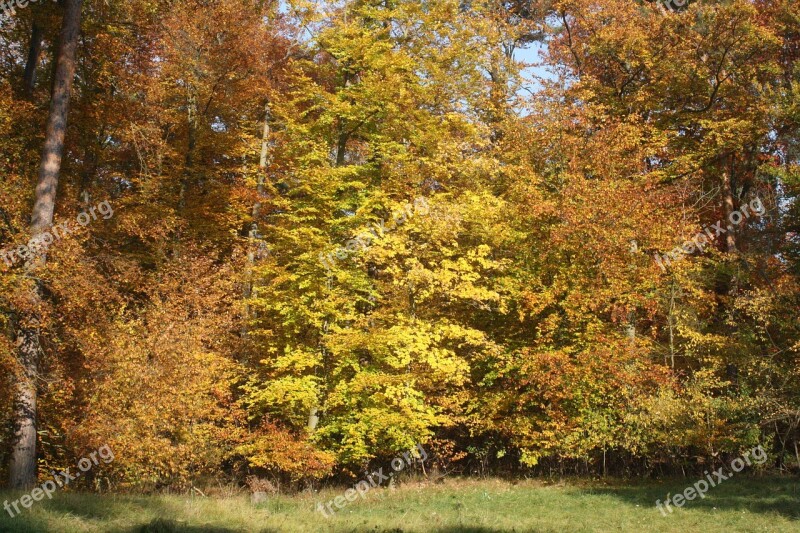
[0,0,798,490]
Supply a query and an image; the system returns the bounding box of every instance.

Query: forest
[0,0,799,509]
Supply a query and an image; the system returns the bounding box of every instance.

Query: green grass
[0,476,797,532]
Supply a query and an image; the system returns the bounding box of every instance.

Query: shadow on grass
[0,516,272,533]
[0,493,276,533]
[431,529,515,533]
[356,528,541,533]
[0,518,50,533]
[35,493,131,521]
[121,518,275,533]
[574,475,800,522]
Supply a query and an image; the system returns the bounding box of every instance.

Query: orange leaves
[235,421,335,482]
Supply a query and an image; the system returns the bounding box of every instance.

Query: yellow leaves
[249,375,320,422]
[519,450,540,467]
[267,345,321,373]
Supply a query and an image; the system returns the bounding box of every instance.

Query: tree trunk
[335,130,348,167]
[178,84,199,211]
[307,407,319,432]
[721,170,738,254]
[668,281,676,368]
[335,73,352,167]
[8,0,83,491]
[23,22,44,97]
[241,103,270,339]
[720,168,740,390]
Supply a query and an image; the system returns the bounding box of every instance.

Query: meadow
[1,477,798,532]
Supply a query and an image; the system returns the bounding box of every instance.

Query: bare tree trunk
[23,22,44,97]
[721,170,738,253]
[335,73,352,167]
[8,0,83,491]
[335,129,349,167]
[178,84,198,211]
[255,104,270,220]
[307,407,319,432]
[668,281,676,368]
[794,439,800,471]
[721,168,740,389]
[242,103,270,339]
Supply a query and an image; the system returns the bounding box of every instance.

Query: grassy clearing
[0,476,797,532]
